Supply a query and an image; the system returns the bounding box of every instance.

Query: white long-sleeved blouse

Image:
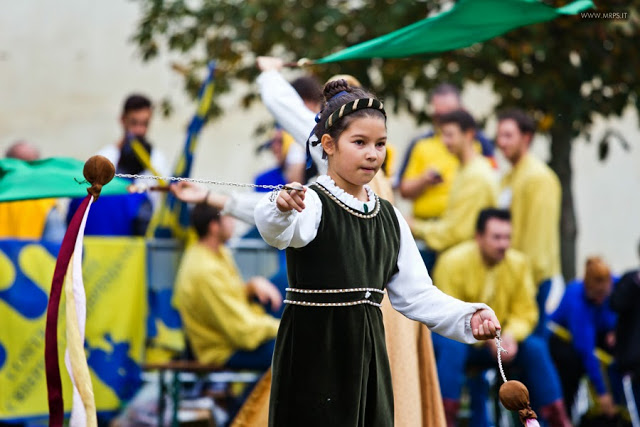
[256,69,328,175]
[254,175,491,344]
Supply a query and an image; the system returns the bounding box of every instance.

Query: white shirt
[221,71,319,224]
[256,70,328,175]
[284,141,306,166]
[222,191,266,225]
[254,175,491,344]
[220,70,325,225]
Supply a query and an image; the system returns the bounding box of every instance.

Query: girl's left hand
[470,309,501,340]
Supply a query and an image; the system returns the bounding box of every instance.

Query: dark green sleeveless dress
[268,183,401,427]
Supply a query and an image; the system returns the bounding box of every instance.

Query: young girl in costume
[254,80,501,427]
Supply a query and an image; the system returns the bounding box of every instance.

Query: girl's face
[323,115,387,191]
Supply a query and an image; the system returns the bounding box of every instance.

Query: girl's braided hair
[311,79,386,149]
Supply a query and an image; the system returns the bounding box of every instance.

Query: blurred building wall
[1,0,638,275]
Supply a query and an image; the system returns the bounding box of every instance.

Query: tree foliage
[133,0,442,116]
[132,0,639,277]
[133,0,638,124]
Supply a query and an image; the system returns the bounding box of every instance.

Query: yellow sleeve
[502,260,539,341]
[417,173,497,251]
[517,174,561,283]
[433,253,464,300]
[402,143,426,179]
[193,271,279,351]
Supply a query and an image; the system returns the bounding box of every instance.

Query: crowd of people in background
[2,56,640,427]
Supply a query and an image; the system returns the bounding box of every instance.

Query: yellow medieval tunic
[500,153,561,285]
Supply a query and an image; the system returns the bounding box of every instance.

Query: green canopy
[0,157,130,202]
[315,0,593,63]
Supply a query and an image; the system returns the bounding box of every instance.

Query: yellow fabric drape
[0,199,56,239]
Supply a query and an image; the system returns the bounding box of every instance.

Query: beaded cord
[285,288,384,307]
[286,287,384,294]
[313,182,380,219]
[283,299,382,308]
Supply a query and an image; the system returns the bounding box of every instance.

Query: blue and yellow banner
[148,61,217,240]
[0,238,148,422]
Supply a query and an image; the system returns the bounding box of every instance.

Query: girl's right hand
[170,181,207,204]
[276,182,306,212]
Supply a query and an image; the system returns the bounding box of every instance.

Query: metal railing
[146,237,280,292]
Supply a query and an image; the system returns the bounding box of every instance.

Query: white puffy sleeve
[221,192,265,225]
[387,207,491,344]
[256,70,327,175]
[257,70,317,145]
[254,188,323,250]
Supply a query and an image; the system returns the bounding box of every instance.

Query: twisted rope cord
[496,329,508,383]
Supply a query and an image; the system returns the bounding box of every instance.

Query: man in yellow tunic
[411,110,498,253]
[496,109,562,337]
[432,208,571,426]
[399,85,494,270]
[173,203,281,369]
[398,85,495,219]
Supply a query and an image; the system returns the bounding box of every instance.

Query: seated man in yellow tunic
[411,109,498,255]
[432,208,571,427]
[173,203,281,369]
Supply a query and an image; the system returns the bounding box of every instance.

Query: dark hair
[438,109,476,133]
[428,83,461,102]
[312,79,386,146]
[291,76,323,105]
[476,208,511,234]
[191,202,221,239]
[497,109,536,136]
[122,94,152,116]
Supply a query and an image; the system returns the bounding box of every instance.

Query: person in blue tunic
[549,256,621,417]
